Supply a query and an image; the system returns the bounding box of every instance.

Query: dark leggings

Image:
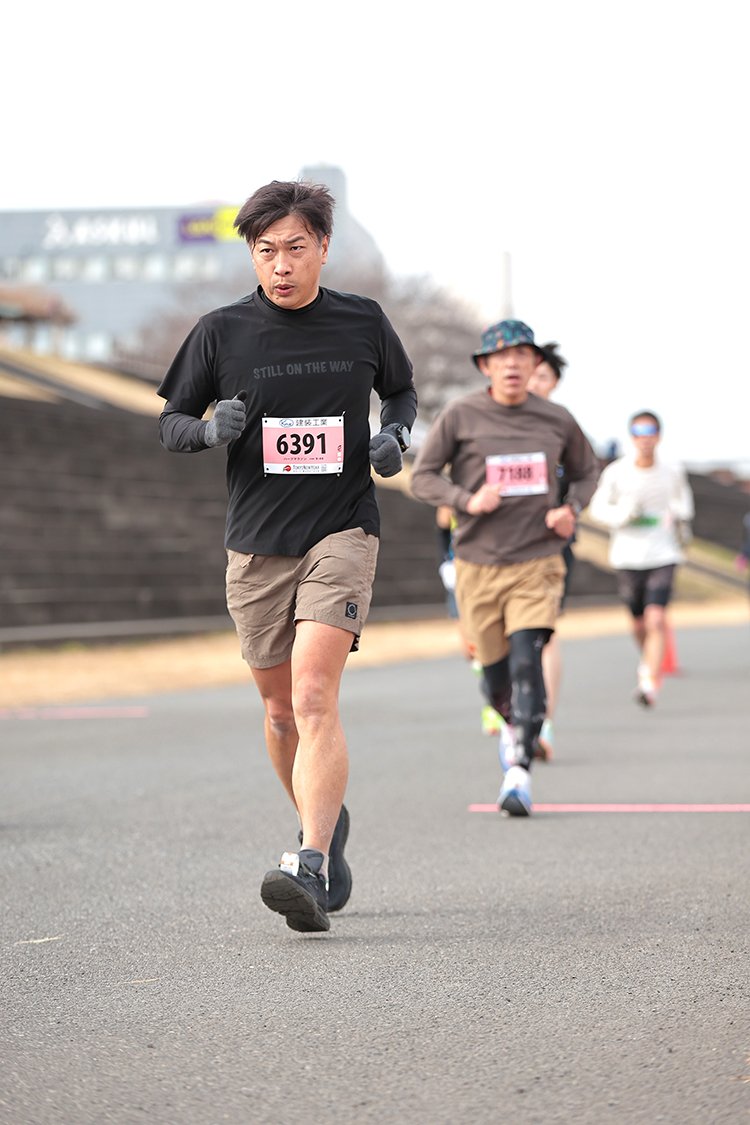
[481,628,551,770]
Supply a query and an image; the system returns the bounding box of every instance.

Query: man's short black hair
[234,180,335,245]
[538,341,568,382]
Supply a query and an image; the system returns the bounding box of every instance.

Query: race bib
[485,451,549,496]
[262,415,344,475]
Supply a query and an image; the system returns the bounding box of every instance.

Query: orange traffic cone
[661,622,680,676]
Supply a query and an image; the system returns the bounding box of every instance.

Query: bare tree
[378,277,482,421]
[121,263,482,421]
[113,270,251,381]
[321,258,483,421]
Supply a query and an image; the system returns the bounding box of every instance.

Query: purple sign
[178,213,217,243]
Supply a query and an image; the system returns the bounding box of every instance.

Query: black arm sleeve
[159,405,211,452]
[374,310,417,431]
[379,385,418,430]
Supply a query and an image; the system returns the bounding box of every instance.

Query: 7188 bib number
[485,451,549,496]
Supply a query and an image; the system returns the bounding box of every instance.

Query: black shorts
[616,564,676,619]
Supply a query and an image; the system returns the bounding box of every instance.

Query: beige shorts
[454,554,566,666]
[225,528,379,669]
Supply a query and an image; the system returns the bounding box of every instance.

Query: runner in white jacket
[589,411,694,706]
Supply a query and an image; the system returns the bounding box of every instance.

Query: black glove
[369,424,403,478]
[204,393,247,448]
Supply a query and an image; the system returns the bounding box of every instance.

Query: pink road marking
[0,706,149,721]
[468,803,750,813]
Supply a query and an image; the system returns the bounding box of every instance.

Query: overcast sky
[4,0,749,468]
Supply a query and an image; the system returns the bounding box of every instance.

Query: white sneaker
[497,717,519,771]
[635,665,657,708]
[497,765,532,817]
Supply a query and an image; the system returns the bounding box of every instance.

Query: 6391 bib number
[262,416,345,475]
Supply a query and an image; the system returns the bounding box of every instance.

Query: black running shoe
[260,851,330,933]
[297,805,352,913]
[328,804,352,912]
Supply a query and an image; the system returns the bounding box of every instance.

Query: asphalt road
[2,621,749,1124]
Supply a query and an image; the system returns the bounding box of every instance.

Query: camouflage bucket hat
[472,319,541,368]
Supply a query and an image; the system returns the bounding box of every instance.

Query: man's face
[478,345,540,405]
[250,214,329,309]
[528,361,558,401]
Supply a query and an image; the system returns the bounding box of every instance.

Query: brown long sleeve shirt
[411,389,600,566]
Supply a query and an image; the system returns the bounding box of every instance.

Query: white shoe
[635,665,657,708]
[498,765,532,817]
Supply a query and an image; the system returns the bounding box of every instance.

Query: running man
[589,410,694,706]
[158,179,416,932]
[411,319,599,815]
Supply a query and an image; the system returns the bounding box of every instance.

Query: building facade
[0,166,384,365]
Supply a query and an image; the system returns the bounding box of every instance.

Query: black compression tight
[481,628,551,770]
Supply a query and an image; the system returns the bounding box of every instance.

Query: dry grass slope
[1,599,745,709]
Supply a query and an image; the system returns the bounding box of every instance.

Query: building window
[52,257,80,281]
[199,255,221,280]
[173,253,199,280]
[82,256,109,282]
[5,324,25,347]
[143,253,169,281]
[113,255,140,281]
[20,257,50,283]
[60,330,80,360]
[1,257,21,281]
[84,332,112,361]
[33,324,52,353]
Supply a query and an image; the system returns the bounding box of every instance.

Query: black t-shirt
[157,286,416,556]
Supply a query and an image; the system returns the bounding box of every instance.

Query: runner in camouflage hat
[412,316,599,816]
[472,319,543,368]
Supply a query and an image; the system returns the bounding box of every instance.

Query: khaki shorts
[225,528,379,669]
[455,554,566,666]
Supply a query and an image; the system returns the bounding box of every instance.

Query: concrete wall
[0,394,622,646]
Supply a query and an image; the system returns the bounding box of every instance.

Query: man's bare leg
[250,658,297,803]
[251,621,353,856]
[642,604,667,684]
[290,620,353,856]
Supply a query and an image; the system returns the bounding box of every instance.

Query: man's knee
[292,673,338,729]
[509,628,549,671]
[264,696,296,738]
[643,604,667,631]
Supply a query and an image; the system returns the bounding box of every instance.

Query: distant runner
[589,410,694,706]
[411,319,598,816]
